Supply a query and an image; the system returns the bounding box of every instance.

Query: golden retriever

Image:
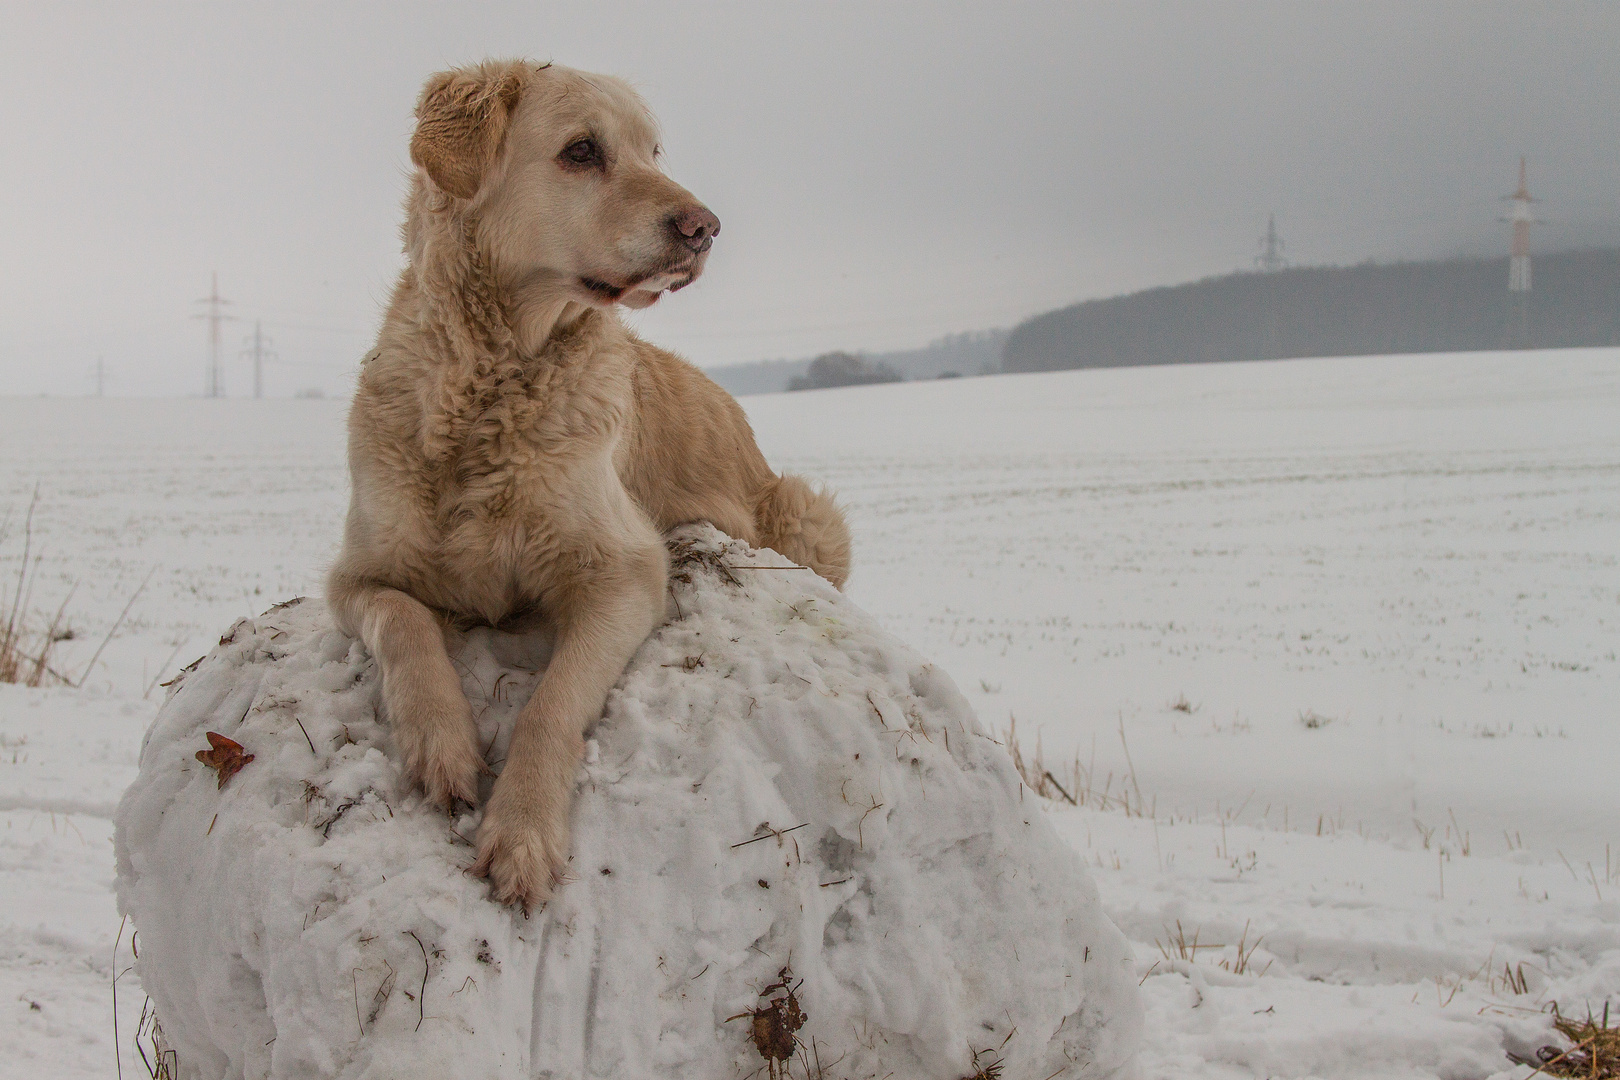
[327,60,851,910]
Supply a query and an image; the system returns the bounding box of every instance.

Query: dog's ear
[410,65,527,200]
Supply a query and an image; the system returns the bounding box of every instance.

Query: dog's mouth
[578,262,700,309]
[579,277,628,303]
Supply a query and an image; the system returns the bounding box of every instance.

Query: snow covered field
[3,346,1617,1078]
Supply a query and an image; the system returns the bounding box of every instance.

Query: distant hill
[1001,249,1620,373]
[705,329,1007,397]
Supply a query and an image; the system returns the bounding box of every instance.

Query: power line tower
[192,272,236,397]
[1500,157,1541,348]
[1254,213,1287,273]
[241,320,277,399]
[1252,213,1288,359]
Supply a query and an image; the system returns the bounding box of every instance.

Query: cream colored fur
[327,60,851,909]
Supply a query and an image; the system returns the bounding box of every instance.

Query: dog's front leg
[330,580,485,810]
[472,538,668,909]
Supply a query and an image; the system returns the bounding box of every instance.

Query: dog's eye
[561,138,601,167]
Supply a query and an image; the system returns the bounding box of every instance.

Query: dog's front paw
[470,771,571,912]
[389,686,485,811]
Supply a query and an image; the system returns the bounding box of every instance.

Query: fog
[2,2,1615,396]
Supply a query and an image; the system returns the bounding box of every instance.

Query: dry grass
[134,998,179,1079]
[1155,921,1224,964]
[1220,920,1271,976]
[1143,919,1273,984]
[1515,1003,1620,1078]
[1000,714,1152,817]
[667,534,744,588]
[2,489,150,689]
[0,490,73,687]
[960,1048,1004,1080]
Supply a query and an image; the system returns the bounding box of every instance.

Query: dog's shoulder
[348,342,430,455]
[622,333,747,424]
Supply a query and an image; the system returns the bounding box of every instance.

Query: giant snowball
[115,526,1142,1079]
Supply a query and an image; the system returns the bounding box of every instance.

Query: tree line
[1001,249,1620,373]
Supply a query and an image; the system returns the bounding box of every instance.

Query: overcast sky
[2,2,1616,397]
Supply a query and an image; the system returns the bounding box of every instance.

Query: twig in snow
[404,931,430,1032]
[731,822,808,849]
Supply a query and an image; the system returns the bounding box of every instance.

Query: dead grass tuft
[960,1048,1004,1080]
[1219,920,1271,976]
[134,997,179,1079]
[1001,715,1152,817]
[1,488,73,687]
[1516,1002,1620,1078]
[667,535,743,589]
[1298,710,1334,729]
[1151,919,1273,979]
[1494,961,1533,997]
[1156,920,1223,964]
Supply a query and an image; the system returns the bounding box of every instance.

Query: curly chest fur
[353,336,638,620]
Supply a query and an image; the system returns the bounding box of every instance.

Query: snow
[2,346,1618,1078]
[112,528,1141,1079]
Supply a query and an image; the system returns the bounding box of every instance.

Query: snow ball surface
[114,526,1142,1080]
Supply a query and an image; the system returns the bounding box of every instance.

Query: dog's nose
[670,206,721,253]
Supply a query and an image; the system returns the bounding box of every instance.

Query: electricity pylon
[1499,158,1543,348]
[241,321,277,399]
[1255,214,1287,273]
[192,272,237,397]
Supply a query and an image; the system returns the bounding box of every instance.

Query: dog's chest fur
[351,318,636,622]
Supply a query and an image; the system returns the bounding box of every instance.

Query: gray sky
[2,2,1616,396]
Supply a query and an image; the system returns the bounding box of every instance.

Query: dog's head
[410,60,718,310]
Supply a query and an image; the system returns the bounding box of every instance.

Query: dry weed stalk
[1000,715,1151,817]
[1156,921,1224,964]
[134,997,179,1079]
[1494,961,1533,997]
[1151,919,1275,980]
[1219,920,1272,977]
[0,489,74,687]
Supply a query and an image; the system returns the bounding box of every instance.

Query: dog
[327,60,851,910]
